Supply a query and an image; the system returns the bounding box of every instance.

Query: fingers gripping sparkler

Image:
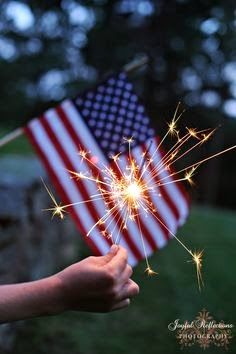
[42,105,236,290]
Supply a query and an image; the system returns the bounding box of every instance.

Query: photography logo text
[168,309,233,350]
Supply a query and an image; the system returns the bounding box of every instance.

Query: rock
[0,155,86,352]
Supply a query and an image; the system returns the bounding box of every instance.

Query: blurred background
[0,1,236,353]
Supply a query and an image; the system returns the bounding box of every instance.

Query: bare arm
[0,276,61,323]
[0,245,139,323]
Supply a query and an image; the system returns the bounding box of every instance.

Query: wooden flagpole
[123,54,148,74]
[0,127,24,148]
[0,55,149,148]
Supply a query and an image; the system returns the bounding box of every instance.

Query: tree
[0,0,236,207]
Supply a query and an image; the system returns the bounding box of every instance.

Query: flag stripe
[51,105,136,263]
[61,101,144,262]
[111,156,155,257]
[133,146,176,235]
[116,154,160,251]
[45,110,137,264]
[144,151,181,221]
[150,138,189,225]
[24,121,109,256]
[140,143,178,232]
[62,101,181,254]
[120,150,171,247]
[54,104,142,262]
[40,111,113,249]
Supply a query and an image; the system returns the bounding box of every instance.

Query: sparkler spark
[191,250,204,291]
[185,167,196,186]
[42,105,236,291]
[145,266,158,277]
[41,178,67,219]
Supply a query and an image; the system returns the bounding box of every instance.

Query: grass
[12,206,236,354]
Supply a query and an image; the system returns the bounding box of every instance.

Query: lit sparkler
[42,104,236,291]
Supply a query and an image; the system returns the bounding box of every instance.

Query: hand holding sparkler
[55,245,139,313]
[0,245,139,323]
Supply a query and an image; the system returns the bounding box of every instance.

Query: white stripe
[131,146,177,244]
[150,138,189,224]
[117,154,154,257]
[44,108,137,265]
[28,118,110,255]
[45,109,108,208]
[61,100,138,265]
[133,145,177,231]
[125,149,169,248]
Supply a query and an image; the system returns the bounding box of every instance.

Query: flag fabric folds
[24,72,189,266]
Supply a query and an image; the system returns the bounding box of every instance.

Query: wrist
[38,275,67,316]
[0,276,67,323]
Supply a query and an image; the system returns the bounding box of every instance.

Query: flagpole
[123,55,149,74]
[0,127,24,148]
[0,55,149,148]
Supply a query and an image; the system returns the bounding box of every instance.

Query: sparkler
[43,103,236,291]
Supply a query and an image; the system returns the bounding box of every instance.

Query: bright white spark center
[125,182,142,200]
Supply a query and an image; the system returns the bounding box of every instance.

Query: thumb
[100,245,119,264]
[110,244,119,255]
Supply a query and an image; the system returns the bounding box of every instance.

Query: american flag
[24,72,189,266]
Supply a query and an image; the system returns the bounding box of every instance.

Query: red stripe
[55,106,183,252]
[55,106,84,151]
[112,157,159,252]
[154,136,190,208]
[141,139,189,236]
[55,106,143,261]
[24,125,102,256]
[141,144,179,222]
[123,153,171,242]
[123,154,164,247]
[38,114,113,248]
[140,148,176,241]
[149,167,180,221]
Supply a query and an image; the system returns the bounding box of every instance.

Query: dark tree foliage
[0,0,236,207]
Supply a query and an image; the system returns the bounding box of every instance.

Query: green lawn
[12,206,236,354]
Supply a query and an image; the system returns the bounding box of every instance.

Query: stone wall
[0,156,86,352]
